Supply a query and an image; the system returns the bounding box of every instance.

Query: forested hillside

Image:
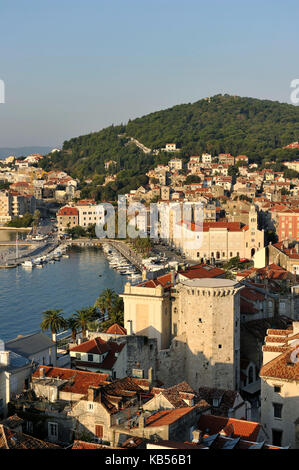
[40,94,299,200]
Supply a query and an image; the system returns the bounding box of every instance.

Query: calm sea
[0,246,127,341]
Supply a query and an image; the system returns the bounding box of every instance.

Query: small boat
[62,254,69,258]
[22,260,35,269]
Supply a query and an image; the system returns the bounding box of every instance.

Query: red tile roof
[146,407,196,427]
[260,346,299,381]
[105,323,127,335]
[57,207,79,216]
[32,366,109,394]
[72,440,119,449]
[178,220,247,232]
[240,298,259,315]
[70,337,109,355]
[198,415,262,442]
[138,264,224,289]
[71,338,125,371]
[0,425,60,449]
[241,287,265,302]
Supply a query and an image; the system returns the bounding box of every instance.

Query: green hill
[41,94,299,200]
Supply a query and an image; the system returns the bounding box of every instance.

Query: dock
[105,240,143,272]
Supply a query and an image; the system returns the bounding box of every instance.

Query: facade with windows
[173,206,264,262]
[75,202,105,228]
[260,323,299,448]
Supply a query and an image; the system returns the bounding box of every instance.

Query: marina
[0,246,127,341]
[102,242,142,285]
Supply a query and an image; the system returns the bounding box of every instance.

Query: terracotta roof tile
[146,407,195,427]
[260,346,299,381]
[198,415,262,442]
[105,323,127,335]
[0,425,60,449]
[32,366,109,394]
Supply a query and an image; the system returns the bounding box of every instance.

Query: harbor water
[0,246,127,341]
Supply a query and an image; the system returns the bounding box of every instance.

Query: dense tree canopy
[40,94,299,201]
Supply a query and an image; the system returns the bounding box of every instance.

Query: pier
[106,240,143,272]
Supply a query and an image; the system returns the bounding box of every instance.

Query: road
[150,241,198,265]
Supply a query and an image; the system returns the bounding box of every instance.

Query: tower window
[218,344,222,349]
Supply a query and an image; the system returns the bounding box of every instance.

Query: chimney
[142,269,147,281]
[192,429,203,443]
[88,386,100,402]
[127,320,133,336]
[39,367,45,378]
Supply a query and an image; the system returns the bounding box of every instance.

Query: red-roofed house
[57,206,79,233]
[29,368,151,445]
[70,337,126,379]
[173,205,264,261]
[197,414,266,442]
[260,322,299,448]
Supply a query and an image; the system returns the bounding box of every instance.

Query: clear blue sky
[0,0,298,147]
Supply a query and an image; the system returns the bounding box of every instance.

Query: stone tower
[169,278,243,391]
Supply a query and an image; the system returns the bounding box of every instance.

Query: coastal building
[260,323,299,448]
[0,190,36,223]
[69,337,126,379]
[173,205,264,261]
[0,340,32,418]
[75,200,105,228]
[5,331,57,367]
[57,206,79,234]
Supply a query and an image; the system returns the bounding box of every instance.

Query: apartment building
[75,200,105,228]
[0,190,36,223]
[260,323,299,448]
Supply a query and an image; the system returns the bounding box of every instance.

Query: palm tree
[66,317,78,343]
[72,306,98,339]
[41,309,67,342]
[94,288,118,317]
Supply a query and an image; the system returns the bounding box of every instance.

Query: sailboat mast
[16,232,18,259]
